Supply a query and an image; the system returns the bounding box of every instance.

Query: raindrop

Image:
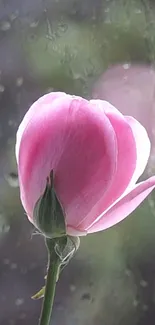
[0,213,10,233]
[0,21,11,31]
[142,304,149,311]
[58,22,68,33]
[19,313,26,320]
[3,258,10,265]
[81,292,91,300]
[5,172,19,188]
[15,298,24,306]
[140,280,148,288]
[10,263,17,270]
[29,34,37,41]
[89,281,93,287]
[1,224,10,233]
[10,11,19,21]
[8,120,17,127]
[0,84,5,92]
[123,63,131,70]
[72,73,83,80]
[46,87,54,93]
[16,77,23,87]
[125,269,132,277]
[9,320,15,325]
[30,20,39,28]
[55,302,65,311]
[104,17,111,24]
[133,299,139,307]
[148,198,155,209]
[70,284,76,292]
[135,9,142,14]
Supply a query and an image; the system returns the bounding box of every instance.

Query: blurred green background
[0,0,155,324]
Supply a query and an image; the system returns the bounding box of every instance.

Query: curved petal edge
[87,176,155,234]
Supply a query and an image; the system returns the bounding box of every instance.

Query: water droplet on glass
[16,77,23,87]
[0,84,5,92]
[10,11,19,21]
[81,292,91,300]
[125,269,132,277]
[5,172,19,188]
[30,20,39,28]
[2,224,10,233]
[9,320,15,325]
[46,87,54,93]
[148,198,155,209]
[104,17,111,24]
[58,23,68,33]
[123,63,131,70]
[19,313,26,320]
[104,8,110,13]
[8,120,17,127]
[15,298,24,306]
[140,280,148,288]
[0,213,10,233]
[142,304,149,311]
[55,302,65,311]
[135,9,142,14]
[3,258,10,265]
[0,21,11,31]
[10,263,17,270]
[133,299,139,307]
[70,284,76,292]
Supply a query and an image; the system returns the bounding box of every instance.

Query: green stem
[39,240,61,325]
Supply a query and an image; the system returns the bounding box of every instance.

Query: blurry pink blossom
[92,63,155,176]
[16,91,155,236]
[92,63,155,139]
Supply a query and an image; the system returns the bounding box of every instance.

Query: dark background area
[0,0,155,324]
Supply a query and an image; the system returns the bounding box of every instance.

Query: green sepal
[31,286,45,300]
[33,170,66,239]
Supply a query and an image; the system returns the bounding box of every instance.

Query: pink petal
[76,100,137,230]
[17,94,117,229]
[125,116,151,184]
[16,92,67,163]
[87,176,155,234]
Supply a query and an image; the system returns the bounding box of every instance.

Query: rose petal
[125,116,151,184]
[99,100,137,201]
[76,100,137,230]
[87,176,155,233]
[16,92,67,163]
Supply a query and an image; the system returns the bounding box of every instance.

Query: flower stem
[39,240,61,325]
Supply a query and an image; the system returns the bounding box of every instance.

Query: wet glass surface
[0,0,155,324]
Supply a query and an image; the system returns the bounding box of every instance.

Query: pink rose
[16,92,155,236]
